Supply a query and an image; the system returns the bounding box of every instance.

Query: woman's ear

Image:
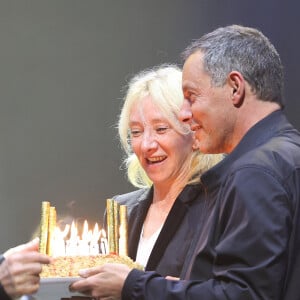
[227,71,245,107]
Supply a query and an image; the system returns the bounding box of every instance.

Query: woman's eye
[130,129,142,137]
[156,127,168,134]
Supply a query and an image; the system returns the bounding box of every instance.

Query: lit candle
[66,239,79,256]
[100,229,108,255]
[78,220,91,255]
[78,240,90,255]
[52,224,70,257]
[65,221,79,256]
[90,223,101,255]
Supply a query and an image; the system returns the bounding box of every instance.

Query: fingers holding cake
[70,263,131,299]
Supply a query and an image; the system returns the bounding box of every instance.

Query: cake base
[41,254,142,278]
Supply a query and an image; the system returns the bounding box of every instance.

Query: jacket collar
[201,110,290,188]
[145,184,203,270]
[128,184,203,268]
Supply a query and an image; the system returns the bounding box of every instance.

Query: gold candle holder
[119,205,128,256]
[39,201,50,254]
[47,206,56,256]
[113,200,120,254]
[106,198,116,253]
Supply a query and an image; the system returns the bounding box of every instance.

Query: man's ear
[192,135,200,151]
[227,71,245,107]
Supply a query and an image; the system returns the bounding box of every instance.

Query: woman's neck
[142,168,190,239]
[152,170,189,205]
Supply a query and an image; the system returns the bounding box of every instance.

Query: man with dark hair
[70,25,300,300]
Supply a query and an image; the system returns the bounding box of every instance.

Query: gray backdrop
[0,1,299,251]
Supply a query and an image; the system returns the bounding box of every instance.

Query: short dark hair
[182,25,284,107]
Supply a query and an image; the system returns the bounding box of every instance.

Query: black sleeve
[0,254,12,300]
[121,168,292,300]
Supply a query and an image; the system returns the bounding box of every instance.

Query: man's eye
[185,92,197,103]
[188,94,196,103]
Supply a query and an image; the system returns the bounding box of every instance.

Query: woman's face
[129,96,194,187]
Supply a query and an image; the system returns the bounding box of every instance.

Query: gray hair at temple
[118,64,223,188]
[182,24,284,107]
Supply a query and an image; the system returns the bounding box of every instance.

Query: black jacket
[113,184,207,278]
[122,110,300,300]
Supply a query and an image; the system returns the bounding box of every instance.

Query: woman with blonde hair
[113,64,223,277]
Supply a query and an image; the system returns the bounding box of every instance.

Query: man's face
[179,51,236,154]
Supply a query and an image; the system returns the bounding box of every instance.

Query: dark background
[0,1,299,251]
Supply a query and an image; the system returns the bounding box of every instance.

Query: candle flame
[92,223,101,242]
[70,221,78,241]
[50,219,107,256]
[82,220,92,241]
[53,224,70,239]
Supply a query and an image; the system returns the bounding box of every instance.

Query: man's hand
[0,238,51,297]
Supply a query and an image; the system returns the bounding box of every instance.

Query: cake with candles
[38,200,142,278]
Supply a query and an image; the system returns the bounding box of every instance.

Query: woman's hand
[69,263,132,300]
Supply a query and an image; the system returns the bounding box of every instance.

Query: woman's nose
[141,131,158,152]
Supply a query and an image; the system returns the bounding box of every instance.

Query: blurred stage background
[0,0,299,251]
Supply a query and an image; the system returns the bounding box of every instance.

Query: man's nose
[179,99,193,123]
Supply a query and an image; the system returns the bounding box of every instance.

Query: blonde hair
[118,64,223,188]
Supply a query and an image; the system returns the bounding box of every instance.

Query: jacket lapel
[128,188,153,259]
[145,191,188,271]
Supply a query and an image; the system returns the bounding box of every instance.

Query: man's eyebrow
[182,85,196,95]
[182,81,197,90]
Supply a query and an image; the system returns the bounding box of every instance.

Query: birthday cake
[41,253,142,278]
